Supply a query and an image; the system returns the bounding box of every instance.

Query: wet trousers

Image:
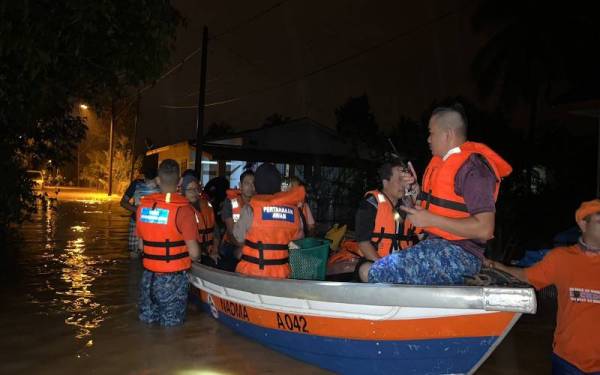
[139,270,189,327]
[368,238,481,284]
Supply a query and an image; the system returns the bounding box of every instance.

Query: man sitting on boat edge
[487,199,600,374]
[234,163,305,278]
[359,103,512,285]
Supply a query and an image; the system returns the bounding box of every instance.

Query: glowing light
[176,370,233,375]
[79,104,88,110]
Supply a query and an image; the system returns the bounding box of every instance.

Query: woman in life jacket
[181,173,220,266]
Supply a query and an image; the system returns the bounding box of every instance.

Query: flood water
[0,198,554,374]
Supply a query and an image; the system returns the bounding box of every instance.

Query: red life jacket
[193,197,216,253]
[365,190,417,257]
[137,192,192,272]
[236,186,305,278]
[418,141,512,240]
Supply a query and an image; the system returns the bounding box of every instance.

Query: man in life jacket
[180,173,220,267]
[136,159,200,327]
[234,163,304,278]
[486,199,600,374]
[219,169,255,271]
[360,103,512,284]
[354,159,419,264]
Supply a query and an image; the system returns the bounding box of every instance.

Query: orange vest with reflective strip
[193,197,215,253]
[137,192,191,272]
[226,189,244,223]
[365,190,417,257]
[236,186,305,278]
[418,142,512,240]
[223,189,245,244]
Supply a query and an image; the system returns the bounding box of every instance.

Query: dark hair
[254,163,281,195]
[181,168,198,179]
[142,164,157,180]
[239,170,254,184]
[378,158,406,182]
[431,102,468,133]
[158,159,180,186]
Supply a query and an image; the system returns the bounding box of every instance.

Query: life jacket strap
[143,239,187,263]
[418,191,469,213]
[241,255,289,266]
[198,227,214,235]
[244,239,289,270]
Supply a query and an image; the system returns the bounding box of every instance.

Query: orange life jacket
[223,189,245,244]
[137,192,192,273]
[226,189,244,223]
[365,190,417,257]
[236,186,305,278]
[193,197,216,253]
[418,141,512,240]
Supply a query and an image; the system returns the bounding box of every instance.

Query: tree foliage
[81,135,140,194]
[0,0,182,235]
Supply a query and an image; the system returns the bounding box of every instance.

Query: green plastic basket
[289,237,330,280]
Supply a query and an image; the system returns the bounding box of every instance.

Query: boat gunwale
[190,263,537,314]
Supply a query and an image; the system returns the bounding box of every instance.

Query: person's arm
[120,181,138,214]
[303,204,316,237]
[186,240,200,261]
[177,206,202,261]
[484,259,529,282]
[233,205,253,244]
[399,207,495,242]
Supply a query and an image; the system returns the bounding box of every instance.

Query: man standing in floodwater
[136,159,200,326]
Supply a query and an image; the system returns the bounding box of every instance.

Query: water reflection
[58,236,107,340]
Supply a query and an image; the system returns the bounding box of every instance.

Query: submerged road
[0,196,554,374]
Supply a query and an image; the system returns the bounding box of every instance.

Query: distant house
[146,117,376,227]
[146,117,371,185]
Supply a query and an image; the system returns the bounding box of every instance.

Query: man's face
[427,117,449,158]
[580,212,600,245]
[241,175,255,198]
[382,166,407,201]
[183,181,200,203]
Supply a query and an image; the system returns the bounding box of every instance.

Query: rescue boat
[188,263,536,375]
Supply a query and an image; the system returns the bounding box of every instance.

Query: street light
[79,104,88,110]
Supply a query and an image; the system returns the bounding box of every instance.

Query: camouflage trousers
[368,238,481,285]
[139,270,189,327]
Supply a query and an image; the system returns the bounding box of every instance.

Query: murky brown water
[0,199,554,374]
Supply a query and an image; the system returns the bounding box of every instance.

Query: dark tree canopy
[0,0,183,233]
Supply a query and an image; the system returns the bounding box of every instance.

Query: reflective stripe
[376,193,386,203]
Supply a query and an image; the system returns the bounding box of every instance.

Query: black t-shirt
[355,194,407,243]
[355,196,380,242]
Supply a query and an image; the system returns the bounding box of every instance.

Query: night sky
[138,0,482,149]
